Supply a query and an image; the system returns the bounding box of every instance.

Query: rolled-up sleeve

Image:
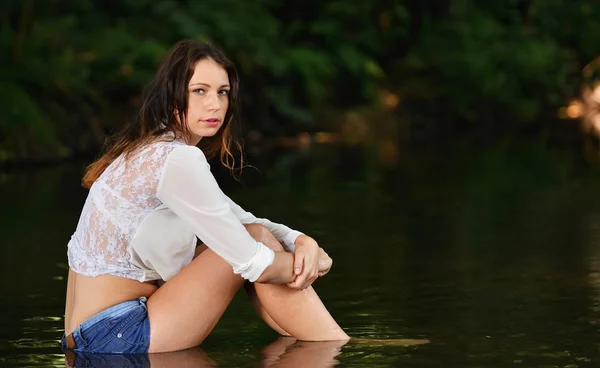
[224,195,303,252]
[157,146,274,282]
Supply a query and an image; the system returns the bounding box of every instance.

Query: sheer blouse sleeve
[224,195,303,252]
[156,145,274,282]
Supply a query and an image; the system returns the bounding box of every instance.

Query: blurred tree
[0,0,598,164]
[394,0,598,142]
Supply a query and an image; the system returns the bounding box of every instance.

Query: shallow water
[1,144,599,367]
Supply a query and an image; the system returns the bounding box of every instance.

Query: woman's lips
[202,118,220,127]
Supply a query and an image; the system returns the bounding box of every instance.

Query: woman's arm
[224,195,303,252]
[255,251,296,284]
[225,196,334,288]
[157,146,295,284]
[192,243,297,284]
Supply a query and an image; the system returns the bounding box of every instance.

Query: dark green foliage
[0,0,598,163]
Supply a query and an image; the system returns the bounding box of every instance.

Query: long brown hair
[82,39,242,188]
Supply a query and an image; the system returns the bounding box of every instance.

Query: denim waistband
[78,296,147,331]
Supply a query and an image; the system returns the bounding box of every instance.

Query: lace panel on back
[68,138,186,281]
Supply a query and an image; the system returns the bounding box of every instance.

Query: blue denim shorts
[61,297,151,354]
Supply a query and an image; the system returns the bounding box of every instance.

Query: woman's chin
[192,128,220,139]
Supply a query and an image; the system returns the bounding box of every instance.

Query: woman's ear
[173,109,183,124]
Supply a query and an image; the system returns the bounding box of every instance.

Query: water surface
[0,144,599,367]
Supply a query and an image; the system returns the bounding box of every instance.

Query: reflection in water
[65,350,154,368]
[258,337,347,368]
[61,338,348,368]
[587,211,600,314]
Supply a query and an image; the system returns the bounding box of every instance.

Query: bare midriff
[64,269,158,336]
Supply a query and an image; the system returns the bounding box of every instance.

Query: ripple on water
[22,316,62,322]
[9,338,61,349]
[0,353,65,368]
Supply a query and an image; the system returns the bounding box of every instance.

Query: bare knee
[244,224,284,251]
[244,223,271,243]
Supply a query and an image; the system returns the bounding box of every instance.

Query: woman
[62,39,349,354]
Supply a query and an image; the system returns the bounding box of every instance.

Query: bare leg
[147,247,246,352]
[244,224,348,341]
[243,224,291,336]
[147,224,347,353]
[193,238,290,337]
[194,224,347,340]
[245,282,291,336]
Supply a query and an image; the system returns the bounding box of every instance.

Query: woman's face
[185,58,230,145]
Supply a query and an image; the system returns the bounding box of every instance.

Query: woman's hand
[287,235,320,290]
[317,247,333,277]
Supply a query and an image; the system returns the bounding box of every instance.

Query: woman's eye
[218,90,229,96]
[192,88,205,94]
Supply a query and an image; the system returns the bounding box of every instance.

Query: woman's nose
[204,92,220,111]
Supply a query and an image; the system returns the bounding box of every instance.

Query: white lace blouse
[67,137,302,283]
